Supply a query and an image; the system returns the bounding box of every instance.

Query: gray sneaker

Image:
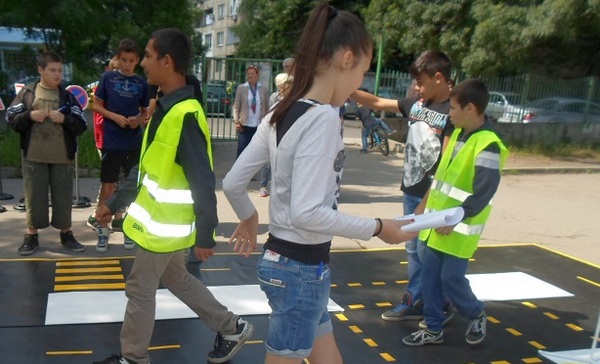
[123,235,136,250]
[96,227,110,253]
[402,329,444,346]
[418,303,455,329]
[207,318,254,363]
[466,311,487,345]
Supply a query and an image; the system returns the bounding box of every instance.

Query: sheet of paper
[396,207,464,232]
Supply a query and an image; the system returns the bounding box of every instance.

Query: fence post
[584,76,597,123]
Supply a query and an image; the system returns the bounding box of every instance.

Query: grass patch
[508,143,600,163]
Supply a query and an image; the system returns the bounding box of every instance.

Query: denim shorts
[257,249,332,358]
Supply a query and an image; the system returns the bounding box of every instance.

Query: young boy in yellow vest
[402,79,508,346]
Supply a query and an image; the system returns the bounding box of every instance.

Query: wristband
[373,218,383,237]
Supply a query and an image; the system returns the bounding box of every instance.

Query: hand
[435,224,456,235]
[30,110,48,123]
[95,205,113,226]
[377,218,419,245]
[127,114,143,129]
[234,122,243,132]
[112,113,129,128]
[48,110,65,124]
[229,211,258,257]
[194,247,215,261]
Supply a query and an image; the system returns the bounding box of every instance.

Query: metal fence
[200,57,286,140]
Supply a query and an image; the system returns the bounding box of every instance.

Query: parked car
[204,83,231,117]
[498,97,600,123]
[486,91,526,121]
[343,97,359,119]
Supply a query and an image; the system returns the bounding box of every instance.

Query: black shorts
[100,149,140,183]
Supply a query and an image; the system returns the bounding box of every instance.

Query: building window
[217,4,225,19]
[217,32,224,47]
[230,0,238,16]
[200,9,214,27]
[204,33,213,50]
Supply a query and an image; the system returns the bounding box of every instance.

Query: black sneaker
[402,329,444,346]
[93,354,136,364]
[60,231,85,252]
[207,318,254,363]
[381,293,423,321]
[18,234,39,256]
[466,311,487,345]
[111,218,124,232]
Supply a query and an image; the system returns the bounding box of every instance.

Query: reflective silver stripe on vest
[454,222,485,236]
[142,175,194,204]
[431,180,471,203]
[128,203,195,238]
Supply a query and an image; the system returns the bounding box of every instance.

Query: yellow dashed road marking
[363,338,378,347]
[54,283,126,291]
[487,316,500,324]
[522,301,537,309]
[47,350,92,355]
[380,352,395,361]
[349,325,362,333]
[543,312,559,319]
[348,282,362,287]
[577,276,600,287]
[506,328,522,336]
[376,302,392,307]
[335,313,348,322]
[522,358,543,363]
[148,344,180,351]
[528,341,546,349]
[566,323,584,331]
[348,304,365,310]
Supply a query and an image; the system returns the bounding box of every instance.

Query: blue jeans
[421,245,483,332]
[257,250,332,358]
[236,126,257,158]
[361,119,390,151]
[403,192,424,304]
[260,164,271,188]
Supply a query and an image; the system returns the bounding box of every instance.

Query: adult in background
[233,65,268,158]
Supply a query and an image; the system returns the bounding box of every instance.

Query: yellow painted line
[348,304,365,310]
[491,361,511,364]
[0,256,135,263]
[330,284,338,288]
[380,352,395,361]
[348,283,362,287]
[148,344,180,351]
[522,358,543,363]
[528,341,546,350]
[246,340,264,345]
[46,350,92,355]
[55,275,125,282]
[566,323,584,331]
[468,258,475,262]
[400,261,408,265]
[57,260,120,266]
[522,301,537,308]
[349,325,363,333]
[54,283,126,291]
[487,316,500,324]
[372,281,386,286]
[335,313,348,322]
[394,280,409,284]
[544,312,559,320]
[506,328,522,336]
[56,267,122,274]
[200,268,231,272]
[577,276,600,287]
[532,244,600,269]
[363,338,378,347]
[376,302,393,307]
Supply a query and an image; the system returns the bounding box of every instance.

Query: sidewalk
[0,120,599,261]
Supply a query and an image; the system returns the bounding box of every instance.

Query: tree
[0,0,200,85]
[363,0,600,77]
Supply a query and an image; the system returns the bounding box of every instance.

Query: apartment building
[195,0,241,57]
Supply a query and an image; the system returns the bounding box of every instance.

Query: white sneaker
[96,227,110,253]
[123,235,136,250]
[258,187,269,197]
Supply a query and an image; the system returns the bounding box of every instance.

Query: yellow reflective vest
[419,128,508,258]
[123,99,213,253]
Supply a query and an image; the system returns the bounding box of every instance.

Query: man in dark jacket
[5,51,87,255]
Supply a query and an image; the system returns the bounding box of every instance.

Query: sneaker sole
[96,245,108,253]
[402,337,444,346]
[207,323,255,364]
[466,335,486,345]
[381,313,424,322]
[123,244,135,250]
[18,247,38,256]
[63,245,86,252]
[86,221,99,230]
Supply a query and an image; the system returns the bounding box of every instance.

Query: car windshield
[505,94,525,105]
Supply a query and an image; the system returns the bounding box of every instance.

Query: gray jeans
[22,159,73,230]
[120,248,239,364]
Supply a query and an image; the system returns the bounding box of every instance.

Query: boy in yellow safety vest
[402,78,508,347]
